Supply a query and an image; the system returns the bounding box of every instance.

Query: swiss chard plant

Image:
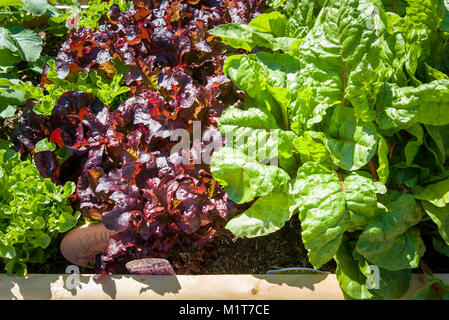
[209,0,449,299]
[0,140,79,276]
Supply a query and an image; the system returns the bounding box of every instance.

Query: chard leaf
[358,227,425,271]
[294,131,334,168]
[414,178,449,207]
[356,193,425,270]
[210,147,290,204]
[422,201,449,244]
[292,162,386,268]
[291,0,387,129]
[225,192,293,237]
[220,125,298,176]
[335,239,379,300]
[336,238,411,300]
[248,11,290,37]
[355,250,411,299]
[405,0,449,33]
[218,106,279,130]
[209,23,295,52]
[414,274,449,300]
[217,106,298,175]
[308,106,379,171]
[223,52,301,127]
[283,0,317,38]
[377,80,449,129]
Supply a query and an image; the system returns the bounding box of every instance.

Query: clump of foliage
[17,0,264,275]
[208,0,449,299]
[0,0,68,119]
[77,0,131,29]
[0,141,79,276]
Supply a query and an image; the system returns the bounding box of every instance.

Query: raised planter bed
[1,274,448,300]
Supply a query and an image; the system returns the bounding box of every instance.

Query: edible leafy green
[209,0,449,299]
[0,145,79,276]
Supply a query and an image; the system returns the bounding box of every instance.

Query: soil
[204,216,336,274]
[0,217,336,275]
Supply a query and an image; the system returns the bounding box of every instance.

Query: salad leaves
[209,0,449,299]
[0,143,79,276]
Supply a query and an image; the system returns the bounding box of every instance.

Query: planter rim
[0,273,447,300]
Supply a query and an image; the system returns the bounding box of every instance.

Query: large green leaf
[356,250,411,299]
[217,106,298,175]
[282,0,317,38]
[377,80,449,130]
[335,239,379,300]
[21,0,48,16]
[8,26,43,62]
[210,147,290,204]
[414,273,449,300]
[335,238,411,300]
[356,193,425,270]
[223,52,301,128]
[422,201,449,244]
[308,106,379,171]
[294,131,335,168]
[405,0,449,33]
[218,106,280,131]
[291,0,388,129]
[0,27,21,66]
[209,23,295,52]
[225,192,293,237]
[414,178,449,207]
[248,11,290,37]
[291,162,386,267]
[220,125,298,176]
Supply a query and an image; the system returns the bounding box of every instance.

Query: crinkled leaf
[414,178,449,207]
[308,106,379,171]
[422,201,449,244]
[210,147,290,204]
[225,192,293,237]
[356,193,425,270]
[291,0,387,129]
[414,274,449,300]
[292,162,386,267]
